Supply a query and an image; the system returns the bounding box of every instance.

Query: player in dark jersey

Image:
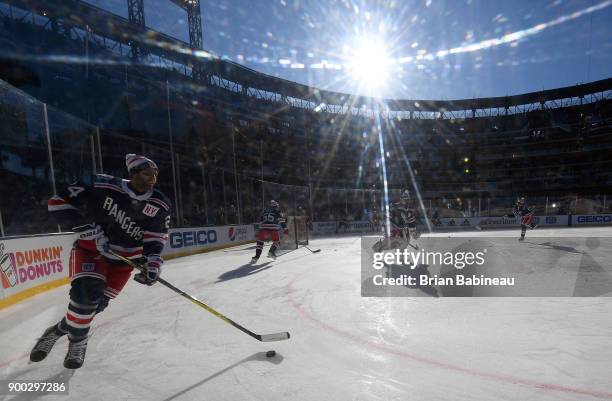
[512,196,537,241]
[336,215,350,233]
[430,209,442,227]
[368,208,381,234]
[372,190,419,252]
[29,154,171,369]
[389,190,419,246]
[251,200,285,263]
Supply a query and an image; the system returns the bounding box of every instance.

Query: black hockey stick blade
[305,246,321,253]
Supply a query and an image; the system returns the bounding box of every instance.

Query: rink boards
[1,214,611,308]
[310,213,612,235]
[0,224,255,309]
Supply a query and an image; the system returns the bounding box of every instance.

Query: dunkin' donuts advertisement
[0,234,74,299]
[0,244,18,288]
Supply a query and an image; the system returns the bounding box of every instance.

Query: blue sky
[86,0,611,99]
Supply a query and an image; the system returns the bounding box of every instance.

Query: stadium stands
[0,1,610,235]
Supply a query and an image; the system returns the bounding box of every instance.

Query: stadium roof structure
[2,0,611,117]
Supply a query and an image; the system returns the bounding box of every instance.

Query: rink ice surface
[1,227,612,401]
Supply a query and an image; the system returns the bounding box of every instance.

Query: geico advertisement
[162,225,255,255]
[574,214,612,225]
[0,234,74,297]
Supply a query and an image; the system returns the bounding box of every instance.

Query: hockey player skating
[367,208,381,234]
[336,215,350,234]
[29,154,171,369]
[512,197,537,241]
[251,200,285,263]
[389,190,419,247]
[373,190,419,252]
[368,204,385,234]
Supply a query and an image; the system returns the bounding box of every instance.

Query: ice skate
[30,325,65,362]
[64,336,88,369]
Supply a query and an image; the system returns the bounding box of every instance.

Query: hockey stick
[275,245,320,258]
[107,250,290,343]
[304,246,321,253]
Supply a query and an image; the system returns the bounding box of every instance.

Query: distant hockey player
[513,196,537,241]
[336,215,350,233]
[29,154,171,369]
[430,209,442,227]
[251,200,285,263]
[367,207,382,234]
[373,190,418,251]
[390,190,419,246]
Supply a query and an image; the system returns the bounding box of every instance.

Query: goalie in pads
[251,200,286,262]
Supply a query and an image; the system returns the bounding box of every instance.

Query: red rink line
[287,278,612,400]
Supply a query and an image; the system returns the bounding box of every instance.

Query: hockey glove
[74,223,113,258]
[74,223,102,241]
[134,255,163,286]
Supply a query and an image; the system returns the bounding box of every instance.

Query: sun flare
[345,39,392,95]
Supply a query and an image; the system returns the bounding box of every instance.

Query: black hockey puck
[266,350,276,357]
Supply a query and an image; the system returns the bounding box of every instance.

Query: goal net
[278,215,309,252]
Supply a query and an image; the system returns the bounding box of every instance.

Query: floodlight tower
[169,0,203,50]
[170,0,204,80]
[127,0,204,77]
[127,0,146,59]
